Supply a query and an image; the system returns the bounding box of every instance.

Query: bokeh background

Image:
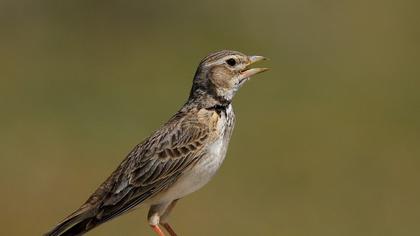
[1,0,419,235]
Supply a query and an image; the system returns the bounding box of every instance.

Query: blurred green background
[1,0,419,235]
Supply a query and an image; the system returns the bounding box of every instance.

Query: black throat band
[207,97,231,115]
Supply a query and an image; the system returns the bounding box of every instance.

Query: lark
[45,50,268,236]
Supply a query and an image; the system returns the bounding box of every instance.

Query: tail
[44,206,103,236]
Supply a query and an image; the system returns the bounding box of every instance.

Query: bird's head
[189,50,269,104]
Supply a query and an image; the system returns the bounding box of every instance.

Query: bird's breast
[152,105,235,203]
[202,104,235,172]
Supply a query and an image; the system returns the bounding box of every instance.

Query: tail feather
[44,207,95,236]
[56,217,96,236]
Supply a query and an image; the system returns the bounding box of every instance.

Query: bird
[45,50,269,236]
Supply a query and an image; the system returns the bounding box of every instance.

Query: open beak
[240,55,270,79]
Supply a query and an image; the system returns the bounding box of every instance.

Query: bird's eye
[225,58,237,67]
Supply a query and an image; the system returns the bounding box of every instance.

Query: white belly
[153,133,228,203]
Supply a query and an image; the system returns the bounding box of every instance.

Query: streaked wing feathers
[86,109,213,221]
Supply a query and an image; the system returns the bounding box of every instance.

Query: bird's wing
[45,108,220,236]
[83,108,217,222]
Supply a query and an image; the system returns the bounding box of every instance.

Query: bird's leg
[160,200,179,236]
[150,225,165,236]
[148,203,173,236]
[162,223,177,236]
